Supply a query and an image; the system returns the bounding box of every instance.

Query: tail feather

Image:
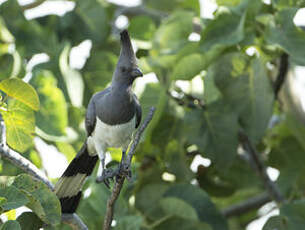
[55,143,98,213]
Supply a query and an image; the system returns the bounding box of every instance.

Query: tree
[0,0,305,229]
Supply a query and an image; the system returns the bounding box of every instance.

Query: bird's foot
[96,168,119,188]
[96,163,132,188]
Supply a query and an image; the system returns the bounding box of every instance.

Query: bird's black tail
[54,143,98,213]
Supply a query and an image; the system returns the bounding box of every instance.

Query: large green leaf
[187,101,238,169]
[12,174,61,226]
[0,17,14,43]
[75,0,109,43]
[200,9,246,52]
[200,95,233,143]
[263,215,287,230]
[269,134,305,194]
[2,100,35,152]
[135,183,169,220]
[77,178,111,229]
[0,186,28,212]
[159,197,198,221]
[16,212,43,230]
[114,215,143,230]
[31,70,68,136]
[129,16,157,41]
[0,221,21,230]
[59,44,84,107]
[211,53,273,143]
[83,51,117,94]
[0,78,39,111]
[154,216,212,230]
[281,200,305,229]
[271,0,305,9]
[264,200,305,230]
[163,184,228,230]
[265,8,305,65]
[171,54,205,80]
[153,11,194,53]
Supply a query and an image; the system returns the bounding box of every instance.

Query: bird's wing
[134,94,142,129]
[85,98,96,136]
[85,87,111,136]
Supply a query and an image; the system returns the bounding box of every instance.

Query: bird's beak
[131,67,143,78]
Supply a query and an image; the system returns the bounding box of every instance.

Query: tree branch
[0,113,88,230]
[239,131,285,203]
[222,192,271,218]
[273,53,289,99]
[21,0,47,11]
[102,107,156,230]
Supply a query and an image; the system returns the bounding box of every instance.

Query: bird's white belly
[88,116,136,154]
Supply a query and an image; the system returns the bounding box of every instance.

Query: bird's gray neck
[111,80,132,94]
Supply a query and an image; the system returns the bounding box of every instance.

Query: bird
[54,29,143,214]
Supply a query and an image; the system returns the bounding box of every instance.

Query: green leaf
[264,200,305,230]
[202,104,237,161]
[75,0,109,43]
[153,11,194,53]
[269,135,305,194]
[154,216,212,230]
[12,174,61,226]
[200,9,246,52]
[0,17,14,43]
[216,0,242,6]
[164,184,228,230]
[31,70,68,136]
[0,78,39,111]
[135,183,169,220]
[203,72,221,104]
[172,54,205,80]
[59,44,84,107]
[16,212,43,230]
[211,53,273,143]
[193,101,238,169]
[159,197,198,221]
[114,216,143,230]
[77,178,111,229]
[0,221,21,230]
[0,186,28,212]
[271,0,305,9]
[129,16,156,41]
[263,215,287,230]
[2,100,35,152]
[265,8,305,65]
[281,200,305,229]
[83,51,117,93]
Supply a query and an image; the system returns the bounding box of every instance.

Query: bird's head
[112,30,143,85]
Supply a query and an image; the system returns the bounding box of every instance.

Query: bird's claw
[96,168,118,188]
[96,163,133,188]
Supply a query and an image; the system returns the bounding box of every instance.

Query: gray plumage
[55,29,143,213]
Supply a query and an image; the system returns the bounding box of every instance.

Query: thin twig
[0,113,88,230]
[222,192,271,218]
[239,131,285,203]
[102,107,156,230]
[21,0,46,11]
[273,53,289,99]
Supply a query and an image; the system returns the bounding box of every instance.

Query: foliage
[0,0,305,229]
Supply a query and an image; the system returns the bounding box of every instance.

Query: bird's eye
[121,67,127,72]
